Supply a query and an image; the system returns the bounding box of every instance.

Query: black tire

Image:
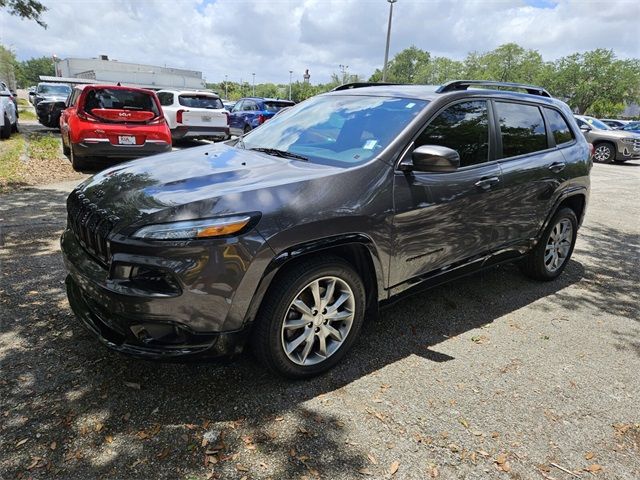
[521,207,578,281]
[62,134,70,157]
[70,144,89,171]
[0,115,11,139]
[11,120,18,133]
[593,142,615,163]
[251,256,366,379]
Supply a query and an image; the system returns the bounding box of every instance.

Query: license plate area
[202,116,212,122]
[118,135,136,145]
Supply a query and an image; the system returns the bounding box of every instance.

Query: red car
[60,84,172,170]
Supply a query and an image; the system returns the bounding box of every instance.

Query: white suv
[156,90,229,142]
[0,81,18,139]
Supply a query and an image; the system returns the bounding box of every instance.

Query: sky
[1,0,639,85]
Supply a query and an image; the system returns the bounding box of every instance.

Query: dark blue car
[620,121,640,134]
[229,97,294,136]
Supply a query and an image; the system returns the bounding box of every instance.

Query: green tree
[416,57,464,84]
[547,49,640,114]
[15,55,54,87]
[0,45,18,90]
[0,0,47,27]
[382,46,430,83]
[462,43,545,84]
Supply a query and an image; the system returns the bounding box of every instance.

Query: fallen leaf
[290,448,297,457]
[124,381,141,390]
[95,422,104,432]
[157,447,170,459]
[299,426,309,434]
[16,438,28,447]
[586,464,602,473]
[585,452,595,460]
[105,435,113,444]
[275,416,284,421]
[308,467,320,476]
[358,467,373,475]
[50,441,57,450]
[500,461,511,472]
[495,454,507,465]
[367,453,378,465]
[389,461,400,475]
[429,465,439,478]
[236,464,249,472]
[459,418,469,428]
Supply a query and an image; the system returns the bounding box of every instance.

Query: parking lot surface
[0,161,638,479]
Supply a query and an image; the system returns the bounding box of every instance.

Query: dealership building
[53,55,207,90]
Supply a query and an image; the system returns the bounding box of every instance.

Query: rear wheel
[252,256,366,379]
[0,115,11,139]
[62,134,70,156]
[593,143,615,163]
[70,143,89,171]
[243,124,251,134]
[11,119,18,133]
[521,208,578,281]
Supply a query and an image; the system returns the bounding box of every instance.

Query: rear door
[492,101,567,246]
[229,100,245,132]
[391,99,504,288]
[176,94,227,129]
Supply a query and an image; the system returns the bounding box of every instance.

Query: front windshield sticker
[363,139,377,150]
[406,102,416,109]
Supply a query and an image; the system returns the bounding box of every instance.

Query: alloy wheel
[594,145,611,162]
[280,276,355,366]
[544,218,573,273]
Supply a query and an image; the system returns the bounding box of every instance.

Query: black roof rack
[436,80,551,98]
[331,82,400,91]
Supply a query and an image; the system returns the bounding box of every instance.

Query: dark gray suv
[61,80,591,378]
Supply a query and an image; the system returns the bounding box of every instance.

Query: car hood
[78,143,342,227]
[591,128,640,139]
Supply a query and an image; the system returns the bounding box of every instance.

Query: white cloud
[1,0,638,85]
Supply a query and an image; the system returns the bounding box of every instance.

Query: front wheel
[593,143,615,163]
[252,256,366,379]
[0,115,11,139]
[521,208,578,281]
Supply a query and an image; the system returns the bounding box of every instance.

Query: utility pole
[252,73,255,96]
[382,0,397,82]
[224,74,228,98]
[289,70,293,100]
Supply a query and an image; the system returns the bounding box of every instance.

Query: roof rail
[436,80,551,98]
[331,82,400,91]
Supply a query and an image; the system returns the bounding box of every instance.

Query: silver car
[575,115,640,163]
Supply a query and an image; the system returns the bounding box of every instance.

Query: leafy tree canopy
[0,0,47,27]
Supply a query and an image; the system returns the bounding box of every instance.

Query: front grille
[633,139,640,152]
[67,189,119,265]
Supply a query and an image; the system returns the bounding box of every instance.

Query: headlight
[132,216,252,240]
[621,137,638,144]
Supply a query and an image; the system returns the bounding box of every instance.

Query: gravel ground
[0,161,638,480]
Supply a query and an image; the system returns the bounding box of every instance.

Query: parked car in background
[33,82,72,107]
[37,96,69,129]
[222,100,236,112]
[157,90,229,142]
[575,115,640,163]
[600,118,629,129]
[60,84,171,170]
[61,80,591,378]
[0,82,18,139]
[618,121,640,134]
[28,86,37,105]
[229,97,294,135]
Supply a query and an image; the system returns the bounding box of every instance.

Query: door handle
[475,176,500,190]
[548,162,566,173]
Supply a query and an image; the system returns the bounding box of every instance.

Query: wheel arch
[538,189,587,242]
[242,234,385,330]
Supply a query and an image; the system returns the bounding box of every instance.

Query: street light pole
[289,70,293,100]
[382,0,397,82]
[224,74,228,99]
[252,73,255,96]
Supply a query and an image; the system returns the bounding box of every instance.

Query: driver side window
[415,100,489,168]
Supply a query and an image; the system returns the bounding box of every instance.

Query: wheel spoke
[325,324,343,341]
[292,299,313,316]
[310,280,321,310]
[326,309,352,322]
[322,278,336,309]
[317,334,328,357]
[326,292,349,313]
[299,335,315,363]
[286,329,312,354]
[283,318,308,330]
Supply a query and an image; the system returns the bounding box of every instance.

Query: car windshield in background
[584,117,611,130]
[241,95,427,167]
[263,101,294,112]
[83,88,159,115]
[178,95,224,109]
[37,84,71,95]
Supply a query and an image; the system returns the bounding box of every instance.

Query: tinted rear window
[264,101,294,112]
[83,88,159,115]
[37,84,71,95]
[544,108,574,145]
[495,102,547,158]
[178,95,223,109]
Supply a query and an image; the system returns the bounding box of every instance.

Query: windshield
[240,94,427,167]
[37,84,71,95]
[583,117,612,130]
[83,88,160,115]
[622,122,640,130]
[178,94,223,109]
[263,101,294,112]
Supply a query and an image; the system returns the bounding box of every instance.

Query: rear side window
[416,100,489,167]
[178,95,223,109]
[495,102,547,158]
[83,88,159,116]
[544,108,574,145]
[263,101,294,112]
[157,92,174,106]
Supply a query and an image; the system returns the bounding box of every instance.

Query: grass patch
[0,134,26,191]
[17,98,29,107]
[19,109,37,121]
[27,133,61,161]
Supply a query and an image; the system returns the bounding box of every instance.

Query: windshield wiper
[248,148,308,161]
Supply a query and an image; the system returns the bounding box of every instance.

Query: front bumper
[75,139,171,159]
[172,126,229,141]
[616,139,640,161]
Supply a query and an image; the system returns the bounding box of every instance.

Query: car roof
[73,84,156,94]
[157,89,220,98]
[240,97,294,103]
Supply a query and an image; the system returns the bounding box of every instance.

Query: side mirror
[401,145,460,172]
[579,124,592,132]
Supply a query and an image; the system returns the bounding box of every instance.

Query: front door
[391,99,504,288]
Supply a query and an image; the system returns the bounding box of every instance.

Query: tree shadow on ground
[0,188,637,479]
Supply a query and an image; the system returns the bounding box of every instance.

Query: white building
[55,55,206,90]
